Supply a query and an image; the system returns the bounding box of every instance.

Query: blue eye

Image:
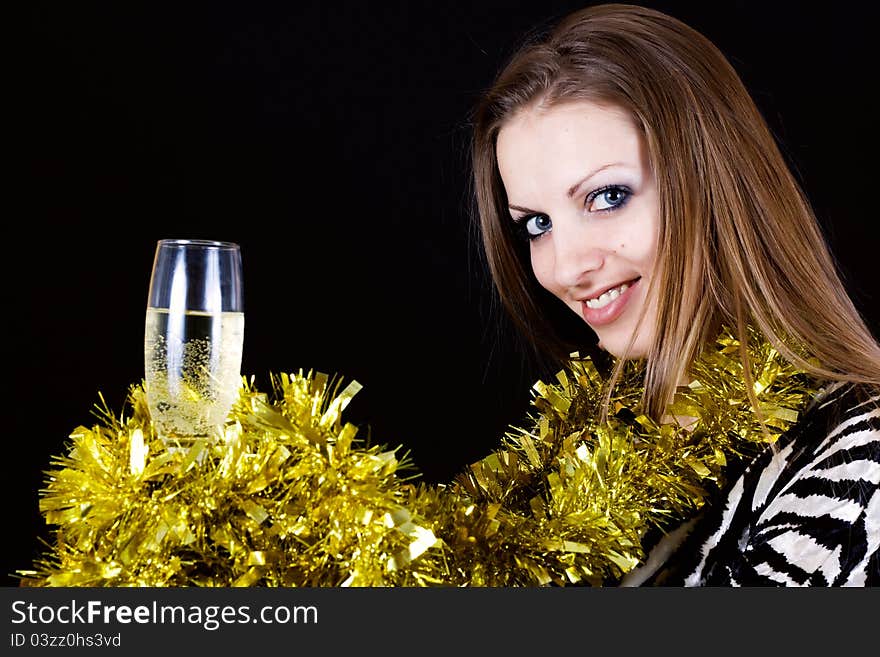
[588,185,631,212]
[511,184,632,242]
[514,214,552,241]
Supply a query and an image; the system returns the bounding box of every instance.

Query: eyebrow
[508,161,628,214]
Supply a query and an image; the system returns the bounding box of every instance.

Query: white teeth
[585,282,630,309]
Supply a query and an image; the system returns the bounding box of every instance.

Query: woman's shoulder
[782,380,879,501]
[794,380,879,454]
[639,379,879,586]
[808,380,879,415]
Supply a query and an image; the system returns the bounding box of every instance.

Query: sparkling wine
[144,307,245,441]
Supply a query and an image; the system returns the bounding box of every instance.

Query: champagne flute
[144,239,244,447]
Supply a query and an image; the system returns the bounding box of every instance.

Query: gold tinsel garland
[19,325,821,586]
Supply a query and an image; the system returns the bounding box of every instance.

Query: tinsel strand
[19,325,821,586]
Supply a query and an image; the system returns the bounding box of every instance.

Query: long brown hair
[471,3,880,420]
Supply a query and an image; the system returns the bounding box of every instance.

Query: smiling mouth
[584,277,640,309]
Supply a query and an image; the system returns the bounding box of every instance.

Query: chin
[598,333,650,360]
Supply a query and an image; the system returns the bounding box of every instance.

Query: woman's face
[496,100,660,359]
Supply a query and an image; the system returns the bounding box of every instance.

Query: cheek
[639,237,659,272]
[641,218,661,270]
[529,248,556,293]
[633,246,654,272]
[622,228,658,272]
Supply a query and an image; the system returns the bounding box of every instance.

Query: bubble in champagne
[145,308,244,441]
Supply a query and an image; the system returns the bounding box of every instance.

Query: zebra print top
[624,381,880,586]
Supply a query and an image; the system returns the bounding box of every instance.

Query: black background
[7,0,878,585]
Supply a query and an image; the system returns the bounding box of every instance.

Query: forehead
[496,101,643,190]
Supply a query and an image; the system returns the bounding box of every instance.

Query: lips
[583,277,640,303]
[580,277,641,327]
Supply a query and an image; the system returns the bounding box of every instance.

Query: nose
[546,218,606,290]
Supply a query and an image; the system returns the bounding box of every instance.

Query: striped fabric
[634,382,880,586]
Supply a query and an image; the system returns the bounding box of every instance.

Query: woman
[471,3,879,585]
